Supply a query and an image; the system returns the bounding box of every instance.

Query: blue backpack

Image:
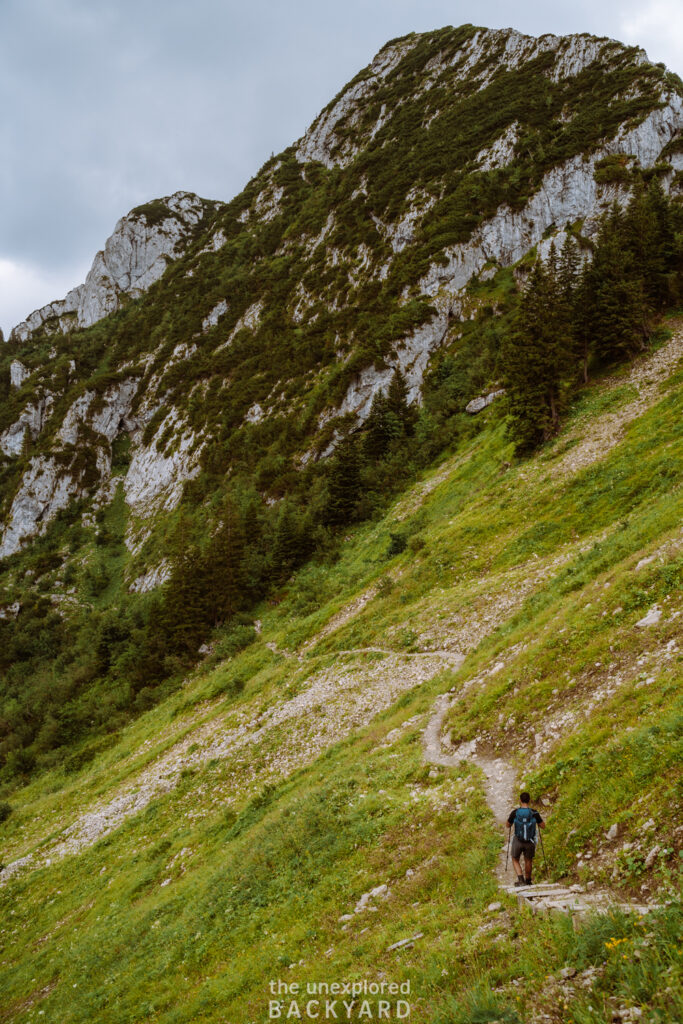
[514,807,537,843]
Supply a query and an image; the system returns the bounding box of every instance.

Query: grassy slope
[0,324,682,1023]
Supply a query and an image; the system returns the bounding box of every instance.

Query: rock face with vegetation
[0,26,682,1022]
[10,192,212,344]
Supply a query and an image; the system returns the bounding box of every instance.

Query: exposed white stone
[339,315,449,423]
[217,299,264,350]
[58,392,96,446]
[9,192,208,342]
[200,228,227,252]
[58,380,139,446]
[0,395,53,457]
[124,409,202,516]
[466,389,506,414]
[295,38,417,168]
[10,360,30,388]
[635,605,662,628]
[128,560,172,593]
[254,184,285,222]
[477,122,520,172]
[202,299,228,332]
[169,341,198,365]
[305,212,335,255]
[245,403,264,424]
[0,456,83,558]
[382,188,437,254]
[91,381,140,441]
[0,602,21,620]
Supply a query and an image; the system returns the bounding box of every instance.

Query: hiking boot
[525,878,533,885]
[514,877,526,887]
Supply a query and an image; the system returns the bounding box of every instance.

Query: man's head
[520,791,531,805]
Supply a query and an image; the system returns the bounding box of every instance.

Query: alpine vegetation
[0,25,682,1024]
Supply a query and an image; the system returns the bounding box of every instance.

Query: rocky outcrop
[10,360,30,388]
[334,94,683,425]
[202,299,228,332]
[0,456,83,558]
[295,30,648,173]
[0,395,53,457]
[124,409,202,516]
[58,380,139,447]
[0,381,140,557]
[466,390,506,414]
[295,39,416,168]
[339,316,450,422]
[128,560,172,594]
[9,192,209,343]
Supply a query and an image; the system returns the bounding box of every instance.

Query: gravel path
[423,692,517,884]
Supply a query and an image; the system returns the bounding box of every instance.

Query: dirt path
[423,693,517,884]
[422,693,665,920]
[549,328,683,480]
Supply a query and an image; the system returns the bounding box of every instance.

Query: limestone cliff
[10,192,211,343]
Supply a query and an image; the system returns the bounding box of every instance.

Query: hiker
[506,791,544,886]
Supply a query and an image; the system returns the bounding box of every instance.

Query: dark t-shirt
[508,807,543,825]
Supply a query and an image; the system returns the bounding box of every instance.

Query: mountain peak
[9,191,213,344]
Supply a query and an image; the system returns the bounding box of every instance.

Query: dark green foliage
[593,154,634,185]
[502,182,683,451]
[500,246,575,451]
[324,436,362,526]
[0,801,12,822]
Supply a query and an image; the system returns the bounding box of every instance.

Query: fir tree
[363,392,392,463]
[325,435,362,526]
[386,369,417,435]
[161,515,208,654]
[499,251,573,451]
[590,207,649,362]
[205,500,246,626]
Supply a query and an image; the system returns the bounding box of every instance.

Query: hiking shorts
[511,836,536,861]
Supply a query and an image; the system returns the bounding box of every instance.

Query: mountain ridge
[2,25,681,565]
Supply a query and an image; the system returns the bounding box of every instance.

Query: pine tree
[271,501,313,582]
[626,180,675,310]
[363,391,392,463]
[499,249,573,451]
[205,499,246,626]
[590,206,649,362]
[161,515,208,654]
[386,369,417,435]
[325,435,362,526]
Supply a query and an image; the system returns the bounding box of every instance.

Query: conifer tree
[205,499,246,626]
[325,435,362,526]
[161,515,208,654]
[590,206,649,362]
[386,369,416,435]
[499,249,573,451]
[363,392,392,463]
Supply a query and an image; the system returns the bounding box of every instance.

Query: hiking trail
[423,692,662,919]
[423,693,516,885]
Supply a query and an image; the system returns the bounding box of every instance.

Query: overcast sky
[1,0,682,336]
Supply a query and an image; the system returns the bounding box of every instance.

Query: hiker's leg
[510,839,525,882]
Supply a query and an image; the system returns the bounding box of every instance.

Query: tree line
[500,180,683,451]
